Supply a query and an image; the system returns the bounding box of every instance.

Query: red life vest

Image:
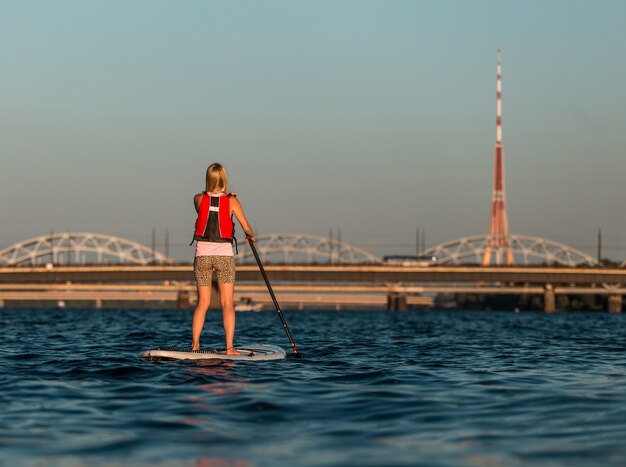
[193,193,234,243]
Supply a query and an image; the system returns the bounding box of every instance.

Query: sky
[1,0,625,261]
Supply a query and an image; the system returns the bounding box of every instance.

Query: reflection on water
[1,308,626,466]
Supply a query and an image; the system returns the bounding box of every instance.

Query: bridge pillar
[95,298,102,309]
[0,299,4,308]
[387,293,407,312]
[544,284,556,313]
[608,295,622,313]
[177,290,192,309]
[179,284,219,309]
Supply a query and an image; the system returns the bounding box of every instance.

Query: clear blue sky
[1,0,625,260]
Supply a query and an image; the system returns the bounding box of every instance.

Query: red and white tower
[482,49,514,266]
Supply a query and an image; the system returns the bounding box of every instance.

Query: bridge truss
[0,231,604,267]
[0,232,173,266]
[237,233,382,264]
[423,234,597,266]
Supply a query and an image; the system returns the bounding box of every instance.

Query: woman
[191,163,255,354]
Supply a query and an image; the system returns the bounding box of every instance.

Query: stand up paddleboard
[141,344,286,362]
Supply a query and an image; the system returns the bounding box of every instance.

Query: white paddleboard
[140,344,286,362]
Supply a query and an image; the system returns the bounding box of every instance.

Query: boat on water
[234,297,263,312]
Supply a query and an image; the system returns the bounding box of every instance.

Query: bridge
[0,232,173,266]
[1,232,623,312]
[1,264,624,312]
[0,232,606,267]
[423,234,598,267]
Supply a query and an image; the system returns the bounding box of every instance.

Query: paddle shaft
[248,240,299,356]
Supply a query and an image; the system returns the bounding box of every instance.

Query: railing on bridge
[1,264,625,312]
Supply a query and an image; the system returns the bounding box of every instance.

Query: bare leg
[219,283,241,355]
[192,286,211,350]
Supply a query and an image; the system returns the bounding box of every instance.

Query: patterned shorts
[193,256,236,286]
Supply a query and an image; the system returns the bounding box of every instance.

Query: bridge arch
[237,233,381,264]
[424,234,597,266]
[0,232,173,266]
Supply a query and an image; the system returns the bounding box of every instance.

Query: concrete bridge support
[177,289,191,309]
[179,283,220,309]
[544,284,556,313]
[387,292,407,311]
[608,295,622,313]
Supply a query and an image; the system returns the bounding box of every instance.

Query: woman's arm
[193,193,203,213]
[230,197,256,241]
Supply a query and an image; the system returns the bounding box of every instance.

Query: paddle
[248,239,301,357]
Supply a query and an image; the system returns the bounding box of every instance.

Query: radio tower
[482,49,514,266]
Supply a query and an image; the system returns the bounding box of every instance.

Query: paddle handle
[248,240,300,356]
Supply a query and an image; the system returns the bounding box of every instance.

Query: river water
[2,308,626,466]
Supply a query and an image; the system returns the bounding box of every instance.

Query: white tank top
[195,241,234,257]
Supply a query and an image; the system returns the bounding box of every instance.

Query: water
[2,308,626,466]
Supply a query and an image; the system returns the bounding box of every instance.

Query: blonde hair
[205,163,229,193]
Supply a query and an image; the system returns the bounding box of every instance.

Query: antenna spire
[496,48,502,144]
[483,48,513,266]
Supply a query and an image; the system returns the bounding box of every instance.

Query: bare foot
[225,347,243,356]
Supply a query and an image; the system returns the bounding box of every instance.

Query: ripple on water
[1,308,626,466]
